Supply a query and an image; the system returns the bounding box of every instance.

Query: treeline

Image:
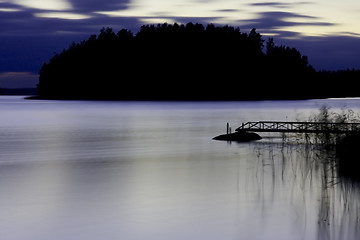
[0,88,37,95]
[37,23,357,100]
[317,69,360,98]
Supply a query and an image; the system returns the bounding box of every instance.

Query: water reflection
[1,97,360,240]
[252,137,360,240]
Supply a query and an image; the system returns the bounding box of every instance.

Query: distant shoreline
[1,88,37,96]
[23,95,339,101]
[1,90,357,102]
[0,93,352,101]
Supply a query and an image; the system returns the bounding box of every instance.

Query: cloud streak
[0,1,344,37]
[249,1,312,8]
[69,0,130,12]
[238,11,335,38]
[0,2,141,36]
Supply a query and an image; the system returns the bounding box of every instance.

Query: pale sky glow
[96,3,249,21]
[0,7,20,12]
[1,0,360,81]
[35,12,91,20]
[13,0,72,10]
[2,0,360,37]
[93,0,360,38]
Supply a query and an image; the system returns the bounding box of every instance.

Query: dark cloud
[238,11,334,38]
[0,10,140,36]
[69,0,130,12]
[250,2,312,8]
[216,9,239,12]
[250,2,292,8]
[0,10,39,36]
[0,2,22,9]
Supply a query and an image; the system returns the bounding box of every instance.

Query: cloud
[0,0,138,36]
[13,0,71,11]
[216,9,240,13]
[0,0,359,75]
[0,6,140,36]
[69,0,130,12]
[0,1,142,76]
[249,2,312,8]
[250,2,292,8]
[34,12,92,20]
[0,2,22,11]
[238,11,335,37]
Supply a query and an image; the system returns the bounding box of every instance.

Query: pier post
[227,122,229,135]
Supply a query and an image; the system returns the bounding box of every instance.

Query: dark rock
[213,131,262,142]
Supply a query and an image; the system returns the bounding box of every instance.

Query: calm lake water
[0,96,359,240]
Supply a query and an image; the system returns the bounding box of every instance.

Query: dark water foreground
[0,96,359,240]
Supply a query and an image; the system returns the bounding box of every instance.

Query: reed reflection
[252,134,360,240]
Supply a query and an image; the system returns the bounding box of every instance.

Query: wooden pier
[235,121,360,134]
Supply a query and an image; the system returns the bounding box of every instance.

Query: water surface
[0,96,359,240]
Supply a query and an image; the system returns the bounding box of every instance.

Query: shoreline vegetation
[302,106,360,180]
[35,22,360,101]
[295,107,360,180]
[213,106,360,179]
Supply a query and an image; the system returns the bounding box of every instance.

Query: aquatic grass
[252,134,360,240]
[251,106,360,239]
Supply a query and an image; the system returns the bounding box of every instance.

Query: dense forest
[37,23,360,100]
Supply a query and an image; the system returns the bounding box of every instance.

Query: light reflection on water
[0,96,359,240]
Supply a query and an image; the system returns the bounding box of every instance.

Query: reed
[297,106,360,146]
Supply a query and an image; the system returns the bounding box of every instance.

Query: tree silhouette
[37,22,354,100]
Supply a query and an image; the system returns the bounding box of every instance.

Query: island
[35,23,360,100]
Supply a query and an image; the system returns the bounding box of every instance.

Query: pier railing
[235,121,360,134]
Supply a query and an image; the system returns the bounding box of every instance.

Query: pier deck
[235,121,360,134]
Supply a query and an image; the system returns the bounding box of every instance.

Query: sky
[1,0,360,88]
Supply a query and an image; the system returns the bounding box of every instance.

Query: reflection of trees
[252,138,360,240]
